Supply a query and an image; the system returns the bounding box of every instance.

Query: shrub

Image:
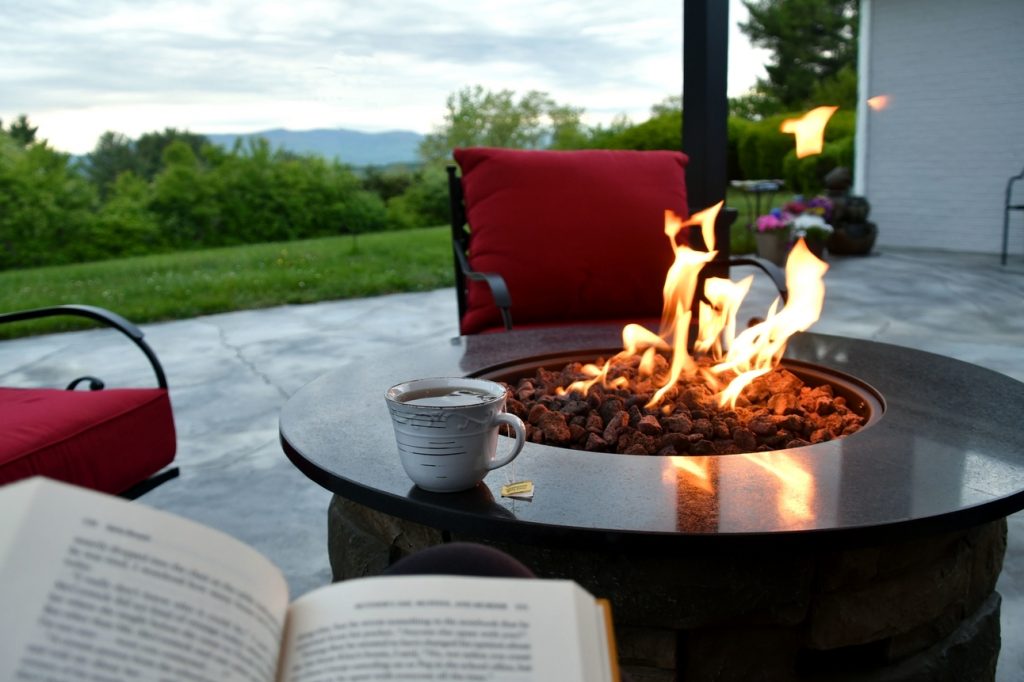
[0,134,98,269]
[339,190,388,236]
[386,166,451,229]
[149,141,219,249]
[736,112,795,180]
[79,172,164,260]
[736,109,857,184]
[782,136,854,194]
[727,117,752,180]
[586,110,683,151]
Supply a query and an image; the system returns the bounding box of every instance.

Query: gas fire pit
[490,353,877,456]
[281,325,1024,682]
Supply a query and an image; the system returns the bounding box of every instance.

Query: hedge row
[590,108,856,192]
[730,109,855,192]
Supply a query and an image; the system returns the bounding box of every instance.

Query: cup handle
[488,413,526,470]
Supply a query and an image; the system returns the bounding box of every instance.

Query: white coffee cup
[385,377,526,493]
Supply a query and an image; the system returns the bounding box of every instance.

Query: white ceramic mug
[385,377,526,493]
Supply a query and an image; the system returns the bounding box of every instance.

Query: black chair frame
[0,304,179,499]
[1003,165,1024,265]
[447,164,788,344]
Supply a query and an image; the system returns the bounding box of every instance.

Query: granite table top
[280,326,1024,552]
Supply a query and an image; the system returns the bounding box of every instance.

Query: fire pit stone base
[328,496,1006,682]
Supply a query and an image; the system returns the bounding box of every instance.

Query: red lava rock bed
[500,353,866,455]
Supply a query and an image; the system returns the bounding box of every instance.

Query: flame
[555,105,836,440]
[658,205,720,337]
[867,95,890,111]
[558,194,829,419]
[694,275,753,357]
[712,239,829,407]
[780,106,838,158]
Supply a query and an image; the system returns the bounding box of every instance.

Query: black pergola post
[682,0,730,218]
[683,0,732,348]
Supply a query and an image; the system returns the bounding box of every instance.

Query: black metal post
[682,0,730,222]
[683,0,731,348]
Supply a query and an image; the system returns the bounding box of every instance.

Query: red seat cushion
[0,387,176,495]
[454,148,689,335]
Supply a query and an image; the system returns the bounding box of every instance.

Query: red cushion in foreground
[454,148,689,335]
[0,387,176,495]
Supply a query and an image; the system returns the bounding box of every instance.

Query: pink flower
[756,213,789,232]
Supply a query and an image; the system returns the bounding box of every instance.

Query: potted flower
[792,213,833,259]
[753,209,792,266]
[753,195,834,264]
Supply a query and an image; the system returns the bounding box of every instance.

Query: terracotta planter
[754,230,790,266]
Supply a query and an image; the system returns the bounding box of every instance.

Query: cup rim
[385,376,506,409]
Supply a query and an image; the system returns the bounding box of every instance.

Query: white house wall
[862,0,1024,255]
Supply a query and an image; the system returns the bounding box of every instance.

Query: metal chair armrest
[727,256,789,303]
[0,304,169,389]
[453,248,513,331]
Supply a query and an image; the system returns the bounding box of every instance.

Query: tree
[84,128,211,199]
[650,95,682,117]
[419,86,585,163]
[84,132,141,197]
[740,0,858,111]
[810,63,858,111]
[149,141,218,248]
[728,89,779,120]
[0,131,96,269]
[85,171,163,259]
[386,166,451,230]
[135,129,209,180]
[1,115,40,147]
[545,104,589,150]
[361,165,414,202]
[587,97,682,151]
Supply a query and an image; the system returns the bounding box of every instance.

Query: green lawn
[0,188,794,339]
[727,186,791,256]
[0,227,454,338]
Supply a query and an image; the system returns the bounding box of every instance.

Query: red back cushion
[454,148,689,334]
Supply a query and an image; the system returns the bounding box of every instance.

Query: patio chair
[0,305,178,499]
[447,147,787,336]
[1003,164,1024,265]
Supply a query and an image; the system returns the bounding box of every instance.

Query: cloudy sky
[1,0,769,154]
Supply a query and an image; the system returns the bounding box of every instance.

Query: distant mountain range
[204,128,424,167]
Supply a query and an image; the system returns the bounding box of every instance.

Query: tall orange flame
[713,239,828,407]
[658,204,721,336]
[560,117,833,414]
[563,209,828,411]
[780,106,838,158]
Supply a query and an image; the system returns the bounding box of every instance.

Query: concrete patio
[1,246,1022,679]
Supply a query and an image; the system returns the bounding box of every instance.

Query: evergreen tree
[2,115,39,147]
[739,0,858,112]
[84,128,210,198]
[85,132,140,197]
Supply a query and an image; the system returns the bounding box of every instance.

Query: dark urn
[824,167,878,255]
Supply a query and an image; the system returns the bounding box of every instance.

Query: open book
[0,478,619,682]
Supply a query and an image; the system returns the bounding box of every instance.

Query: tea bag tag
[501,480,534,501]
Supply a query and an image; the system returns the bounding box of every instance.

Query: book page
[0,478,290,682]
[278,574,611,682]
